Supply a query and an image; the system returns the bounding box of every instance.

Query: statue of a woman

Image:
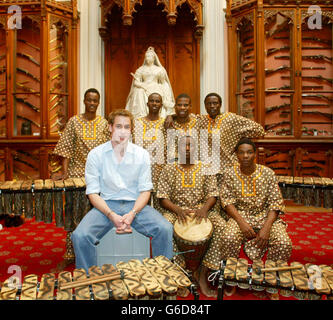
[125,47,175,119]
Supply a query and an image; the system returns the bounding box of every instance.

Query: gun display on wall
[266,46,290,56]
[302,36,332,46]
[266,160,288,165]
[274,55,332,62]
[265,120,290,130]
[265,103,290,113]
[274,36,332,46]
[280,110,333,120]
[280,93,333,102]
[265,65,290,75]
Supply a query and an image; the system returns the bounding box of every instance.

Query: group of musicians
[53,88,293,299]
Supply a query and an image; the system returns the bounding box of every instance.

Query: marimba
[0,256,198,300]
[216,258,333,300]
[0,178,90,230]
[278,176,333,209]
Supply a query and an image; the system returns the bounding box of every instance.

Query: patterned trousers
[163,210,227,271]
[220,218,292,262]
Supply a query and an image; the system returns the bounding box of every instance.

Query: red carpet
[0,210,332,300]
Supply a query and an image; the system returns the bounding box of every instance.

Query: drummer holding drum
[156,135,226,298]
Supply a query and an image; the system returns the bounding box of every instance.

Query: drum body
[174,217,213,272]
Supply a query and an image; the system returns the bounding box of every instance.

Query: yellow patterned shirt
[53,114,110,178]
[197,113,265,175]
[220,163,285,229]
[156,161,219,211]
[133,117,166,191]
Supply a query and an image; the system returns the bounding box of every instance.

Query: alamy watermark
[307,5,322,30]
[7,5,22,30]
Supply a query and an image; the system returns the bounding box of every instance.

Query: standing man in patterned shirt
[53,88,110,179]
[53,88,110,264]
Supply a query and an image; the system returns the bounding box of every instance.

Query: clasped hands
[108,211,135,234]
[238,220,270,249]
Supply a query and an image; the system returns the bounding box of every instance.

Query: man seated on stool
[156,135,226,298]
[220,137,292,299]
[71,109,174,272]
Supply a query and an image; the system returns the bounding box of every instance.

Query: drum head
[174,216,213,243]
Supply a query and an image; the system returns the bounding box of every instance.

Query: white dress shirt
[85,141,153,200]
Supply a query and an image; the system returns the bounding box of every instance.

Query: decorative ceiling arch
[99,0,203,36]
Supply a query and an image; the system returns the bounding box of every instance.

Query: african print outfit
[197,113,265,178]
[164,114,201,164]
[133,117,166,211]
[53,114,110,178]
[156,161,226,270]
[219,164,292,262]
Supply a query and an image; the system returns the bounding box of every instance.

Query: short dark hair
[175,93,191,104]
[84,88,100,100]
[204,92,222,105]
[234,137,256,153]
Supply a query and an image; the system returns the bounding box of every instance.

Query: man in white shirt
[71,109,174,271]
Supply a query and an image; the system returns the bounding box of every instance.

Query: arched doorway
[99,0,203,116]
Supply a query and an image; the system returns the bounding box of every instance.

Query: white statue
[125,47,175,119]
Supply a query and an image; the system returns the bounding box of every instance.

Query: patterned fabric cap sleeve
[232,113,265,140]
[203,169,219,199]
[219,168,237,208]
[53,116,76,159]
[265,167,285,214]
[156,164,173,199]
[102,119,110,142]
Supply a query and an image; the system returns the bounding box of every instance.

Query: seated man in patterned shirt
[220,137,292,299]
[157,135,226,298]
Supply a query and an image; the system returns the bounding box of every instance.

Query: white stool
[96,227,151,266]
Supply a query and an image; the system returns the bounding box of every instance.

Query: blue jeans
[71,200,174,271]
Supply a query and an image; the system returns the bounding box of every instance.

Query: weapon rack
[0,0,79,181]
[226,0,333,178]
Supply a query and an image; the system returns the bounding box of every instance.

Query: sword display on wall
[15,82,40,95]
[50,99,64,111]
[13,156,38,170]
[16,149,39,162]
[14,97,40,113]
[17,39,40,51]
[17,52,40,66]
[17,115,40,128]
[50,54,65,63]
[17,67,40,82]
